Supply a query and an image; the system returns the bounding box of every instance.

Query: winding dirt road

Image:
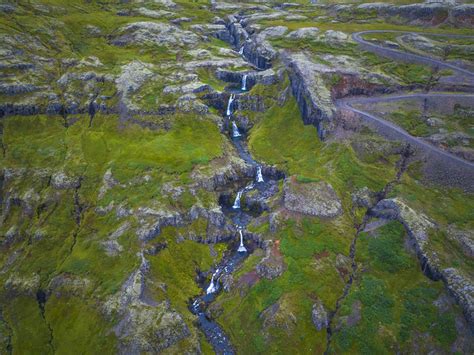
[352,30,474,78]
[342,31,474,190]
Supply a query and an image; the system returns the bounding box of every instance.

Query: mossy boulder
[283,177,342,218]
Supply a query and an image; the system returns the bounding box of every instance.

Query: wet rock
[256,240,285,280]
[226,16,249,47]
[221,274,234,292]
[351,186,376,208]
[311,299,328,331]
[111,22,199,48]
[283,177,342,218]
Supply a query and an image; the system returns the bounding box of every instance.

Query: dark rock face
[225,15,249,48]
[282,53,335,139]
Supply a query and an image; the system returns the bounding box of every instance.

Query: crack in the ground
[0,308,13,355]
[36,289,55,353]
[324,144,413,354]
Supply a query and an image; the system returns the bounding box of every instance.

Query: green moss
[333,221,462,353]
[46,295,116,353]
[3,296,53,354]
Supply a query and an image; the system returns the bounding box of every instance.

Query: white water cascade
[237,229,247,253]
[206,269,219,294]
[226,94,235,116]
[239,46,244,55]
[256,166,264,183]
[241,74,247,91]
[232,189,243,209]
[232,121,241,138]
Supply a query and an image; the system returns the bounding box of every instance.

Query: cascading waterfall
[239,46,244,55]
[256,166,264,183]
[226,94,235,116]
[206,269,219,294]
[237,229,247,253]
[241,74,247,91]
[233,189,243,209]
[232,121,241,138]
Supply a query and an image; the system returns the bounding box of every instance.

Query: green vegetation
[333,222,460,353]
[215,218,352,353]
[0,0,472,353]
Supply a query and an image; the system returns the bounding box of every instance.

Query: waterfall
[241,74,247,91]
[206,269,219,294]
[237,229,247,253]
[239,46,244,55]
[226,94,235,116]
[232,190,243,209]
[256,166,264,183]
[232,121,241,138]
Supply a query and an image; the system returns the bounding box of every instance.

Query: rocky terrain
[0,0,473,354]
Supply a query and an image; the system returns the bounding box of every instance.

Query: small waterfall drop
[206,269,219,294]
[232,190,243,209]
[241,74,247,91]
[239,46,244,55]
[237,229,247,253]
[226,94,235,116]
[256,166,264,183]
[232,121,241,138]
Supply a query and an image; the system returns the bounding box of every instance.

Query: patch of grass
[333,221,462,353]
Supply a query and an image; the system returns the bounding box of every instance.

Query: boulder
[256,240,285,280]
[136,7,174,19]
[283,177,342,218]
[311,300,328,331]
[51,171,80,189]
[286,27,319,39]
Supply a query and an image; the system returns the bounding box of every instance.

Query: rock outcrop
[312,300,329,331]
[111,22,200,48]
[370,198,474,329]
[283,177,342,218]
[256,240,285,280]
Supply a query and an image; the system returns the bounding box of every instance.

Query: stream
[189,77,278,354]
